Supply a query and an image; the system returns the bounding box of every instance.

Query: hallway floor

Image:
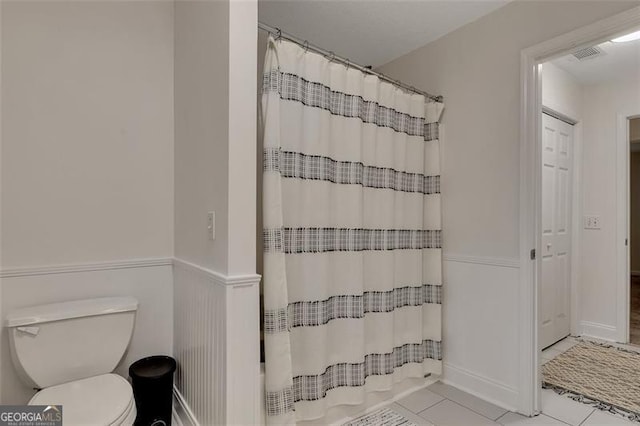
[380,340,635,425]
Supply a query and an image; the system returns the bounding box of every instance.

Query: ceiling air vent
[572,46,605,61]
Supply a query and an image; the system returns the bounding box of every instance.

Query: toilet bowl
[6,297,139,426]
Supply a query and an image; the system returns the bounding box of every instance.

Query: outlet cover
[583,215,601,230]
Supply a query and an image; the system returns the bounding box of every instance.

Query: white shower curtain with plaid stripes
[262,36,444,424]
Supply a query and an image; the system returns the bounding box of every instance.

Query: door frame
[519,6,640,416]
[617,112,640,344]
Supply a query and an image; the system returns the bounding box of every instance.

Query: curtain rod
[258,22,443,103]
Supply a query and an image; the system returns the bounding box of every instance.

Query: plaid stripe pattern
[264,228,441,253]
[262,45,443,421]
[265,386,295,417]
[263,70,439,141]
[265,340,442,415]
[264,148,440,195]
[264,284,442,334]
[425,122,439,142]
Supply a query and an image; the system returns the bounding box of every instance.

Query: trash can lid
[129,356,176,379]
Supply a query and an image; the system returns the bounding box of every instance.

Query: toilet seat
[29,373,136,426]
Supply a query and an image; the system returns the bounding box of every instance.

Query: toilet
[6,297,139,426]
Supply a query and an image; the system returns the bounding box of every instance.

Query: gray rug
[343,408,417,426]
[543,340,640,422]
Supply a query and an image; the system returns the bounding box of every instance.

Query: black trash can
[129,355,177,426]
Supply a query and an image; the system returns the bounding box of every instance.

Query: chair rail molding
[0,258,174,278]
[171,257,261,287]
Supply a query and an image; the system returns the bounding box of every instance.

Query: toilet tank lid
[5,297,138,327]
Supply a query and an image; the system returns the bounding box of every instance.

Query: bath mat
[542,340,640,422]
[343,407,417,426]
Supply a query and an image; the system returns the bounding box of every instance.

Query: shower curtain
[262,36,444,424]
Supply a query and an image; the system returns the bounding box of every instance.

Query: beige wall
[1,1,174,268]
[174,0,256,276]
[174,0,230,273]
[378,0,636,259]
[0,0,175,404]
[378,0,638,410]
[581,75,640,329]
[227,0,257,275]
[542,62,584,121]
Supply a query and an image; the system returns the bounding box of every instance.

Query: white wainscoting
[441,254,521,411]
[173,259,261,426]
[0,258,174,404]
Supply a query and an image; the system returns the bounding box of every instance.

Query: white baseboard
[173,387,199,426]
[442,362,519,412]
[580,321,618,342]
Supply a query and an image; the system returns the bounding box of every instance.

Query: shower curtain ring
[303,40,309,52]
[329,51,335,62]
[346,59,350,70]
[276,28,282,41]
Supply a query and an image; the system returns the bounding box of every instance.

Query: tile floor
[383,336,637,425]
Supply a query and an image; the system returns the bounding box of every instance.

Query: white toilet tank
[6,297,138,389]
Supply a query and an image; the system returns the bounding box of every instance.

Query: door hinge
[626,238,629,247]
[530,248,536,260]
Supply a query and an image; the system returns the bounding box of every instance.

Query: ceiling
[258,0,511,68]
[551,37,640,85]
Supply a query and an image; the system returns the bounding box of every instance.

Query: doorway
[519,6,640,416]
[533,34,640,422]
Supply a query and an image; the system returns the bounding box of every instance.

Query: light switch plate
[207,211,215,240]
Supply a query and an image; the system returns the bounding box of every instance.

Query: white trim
[616,112,640,344]
[570,120,584,337]
[172,257,261,425]
[173,386,200,426]
[172,257,261,288]
[442,362,519,413]
[518,52,541,417]
[0,257,173,278]
[520,4,640,417]
[616,113,630,344]
[580,321,619,342]
[443,253,520,269]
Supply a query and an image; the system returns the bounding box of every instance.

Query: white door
[540,113,574,349]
